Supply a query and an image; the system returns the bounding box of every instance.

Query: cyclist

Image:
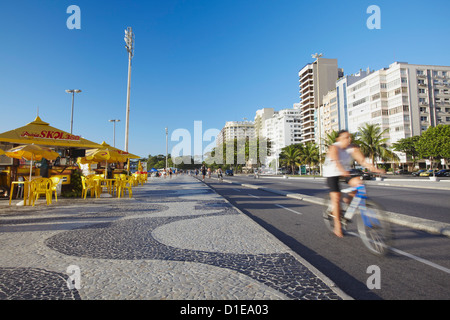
[323,130,385,238]
[217,167,223,182]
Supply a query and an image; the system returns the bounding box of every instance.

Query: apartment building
[346,61,450,162]
[318,89,339,139]
[254,108,275,138]
[335,70,372,131]
[216,120,256,146]
[298,57,343,144]
[263,104,302,166]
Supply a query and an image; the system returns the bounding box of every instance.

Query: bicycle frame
[341,184,380,228]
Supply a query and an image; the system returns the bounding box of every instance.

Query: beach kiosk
[0,116,102,197]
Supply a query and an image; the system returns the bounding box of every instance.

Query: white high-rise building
[263,104,302,167]
[216,120,255,146]
[346,61,450,162]
[254,108,275,138]
[335,70,372,131]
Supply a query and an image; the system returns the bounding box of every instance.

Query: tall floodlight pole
[312,53,323,176]
[124,27,135,152]
[109,119,120,147]
[66,89,82,134]
[165,127,169,169]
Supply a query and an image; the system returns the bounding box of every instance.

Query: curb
[221,179,450,238]
[194,176,353,300]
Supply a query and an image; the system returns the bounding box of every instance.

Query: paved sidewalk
[0,175,349,300]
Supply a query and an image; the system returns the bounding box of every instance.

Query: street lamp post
[312,53,323,176]
[124,27,135,152]
[65,89,82,134]
[165,127,168,170]
[109,119,120,147]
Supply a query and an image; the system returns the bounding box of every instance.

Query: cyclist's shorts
[326,176,353,192]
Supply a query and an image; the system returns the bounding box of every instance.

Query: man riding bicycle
[323,130,385,238]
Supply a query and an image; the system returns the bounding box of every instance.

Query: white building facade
[216,121,256,146]
[346,61,450,162]
[263,104,302,167]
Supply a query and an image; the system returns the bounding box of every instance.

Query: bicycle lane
[203,178,450,300]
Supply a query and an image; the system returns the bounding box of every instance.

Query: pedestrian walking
[201,165,206,181]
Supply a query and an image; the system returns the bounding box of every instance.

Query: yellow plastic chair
[31,178,53,206]
[117,176,133,198]
[81,176,98,199]
[91,175,104,195]
[50,176,61,202]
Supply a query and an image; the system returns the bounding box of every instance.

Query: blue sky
[0,0,449,158]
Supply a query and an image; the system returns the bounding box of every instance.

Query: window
[420,116,428,121]
[419,89,426,94]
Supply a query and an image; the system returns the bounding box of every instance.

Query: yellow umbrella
[138,160,143,172]
[86,142,140,162]
[6,144,60,162]
[0,149,5,156]
[5,144,60,187]
[85,142,140,177]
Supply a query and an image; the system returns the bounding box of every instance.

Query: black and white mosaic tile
[45,201,340,300]
[0,267,80,300]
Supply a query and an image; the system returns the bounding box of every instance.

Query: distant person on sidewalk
[201,165,206,181]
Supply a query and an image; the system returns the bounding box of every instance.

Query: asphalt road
[201,175,450,300]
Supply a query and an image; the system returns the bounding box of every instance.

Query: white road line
[389,247,450,275]
[346,232,450,275]
[248,194,260,199]
[232,188,241,192]
[275,204,303,215]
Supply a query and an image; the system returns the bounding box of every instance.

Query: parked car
[445,171,450,177]
[435,169,450,177]
[412,170,425,176]
[394,169,409,175]
[349,169,373,180]
[225,169,234,176]
[419,169,437,177]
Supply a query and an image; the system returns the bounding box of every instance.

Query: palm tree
[323,130,340,150]
[300,141,320,174]
[280,145,301,175]
[354,123,392,168]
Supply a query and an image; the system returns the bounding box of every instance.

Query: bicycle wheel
[356,200,392,256]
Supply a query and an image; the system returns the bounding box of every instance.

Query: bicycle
[323,182,392,256]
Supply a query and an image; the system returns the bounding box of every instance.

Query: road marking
[248,194,260,199]
[346,232,450,275]
[389,247,450,275]
[275,204,303,215]
[232,188,241,192]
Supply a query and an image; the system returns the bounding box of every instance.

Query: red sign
[20,130,81,141]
